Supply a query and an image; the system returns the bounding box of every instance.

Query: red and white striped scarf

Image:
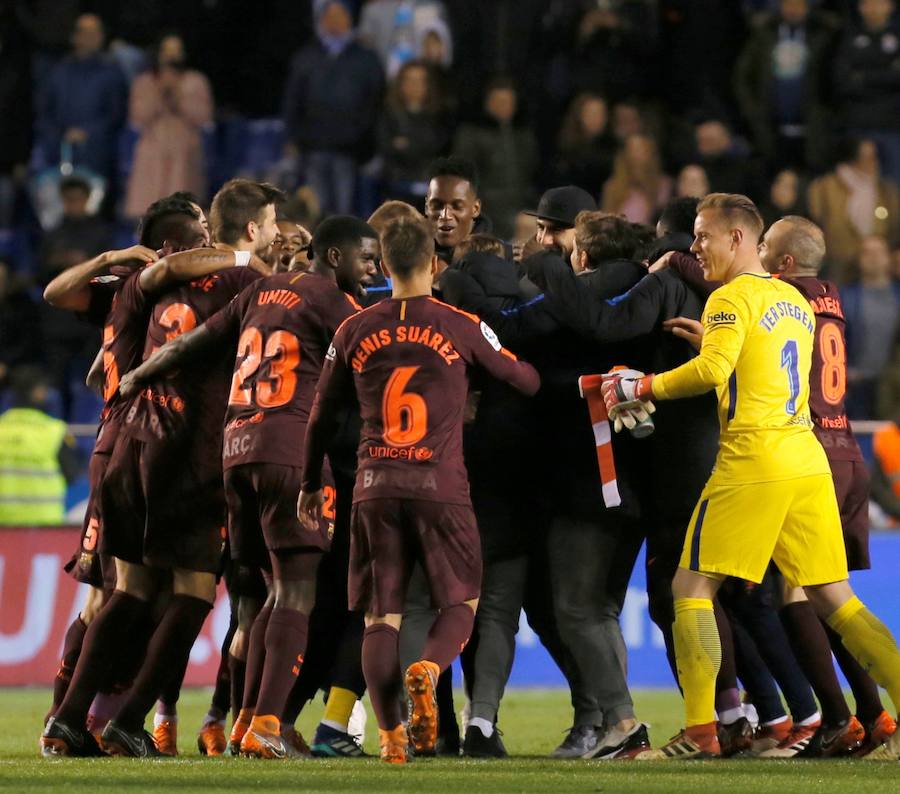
[578,374,621,508]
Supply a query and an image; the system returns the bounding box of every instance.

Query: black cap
[523,186,597,227]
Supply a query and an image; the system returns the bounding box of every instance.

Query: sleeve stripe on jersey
[727,371,737,421]
[427,296,519,360]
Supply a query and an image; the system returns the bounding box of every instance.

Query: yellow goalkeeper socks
[827,596,900,713]
[321,686,358,733]
[674,597,721,727]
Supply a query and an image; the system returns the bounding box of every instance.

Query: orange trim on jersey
[427,296,519,360]
[399,300,407,321]
[288,272,307,285]
[427,296,481,324]
[346,293,363,311]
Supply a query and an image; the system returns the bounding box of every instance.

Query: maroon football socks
[241,605,273,711]
[114,594,211,733]
[362,624,402,730]
[422,603,475,672]
[54,592,152,727]
[50,616,87,715]
[254,608,310,717]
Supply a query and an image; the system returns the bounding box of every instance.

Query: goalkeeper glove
[601,368,654,418]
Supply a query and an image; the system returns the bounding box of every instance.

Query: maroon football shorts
[65,445,117,591]
[830,458,870,571]
[139,437,226,575]
[225,462,334,570]
[98,434,147,567]
[348,498,481,615]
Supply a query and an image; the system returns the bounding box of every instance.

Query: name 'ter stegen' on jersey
[652,273,832,485]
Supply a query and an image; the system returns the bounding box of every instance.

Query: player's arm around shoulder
[459,310,541,396]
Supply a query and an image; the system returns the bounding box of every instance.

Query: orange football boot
[379,725,409,764]
[197,721,227,756]
[240,714,295,759]
[856,711,897,757]
[750,718,793,754]
[153,720,178,756]
[229,708,254,755]
[405,660,440,755]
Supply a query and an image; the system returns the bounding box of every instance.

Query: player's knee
[173,569,217,603]
[237,595,262,631]
[803,579,854,619]
[672,567,722,600]
[80,586,106,625]
[273,578,316,613]
[365,613,402,630]
[114,559,156,600]
[230,627,249,660]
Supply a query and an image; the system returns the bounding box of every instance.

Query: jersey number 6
[382,366,428,447]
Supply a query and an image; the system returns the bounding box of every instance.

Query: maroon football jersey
[784,275,862,462]
[203,271,360,469]
[123,267,262,449]
[303,295,540,505]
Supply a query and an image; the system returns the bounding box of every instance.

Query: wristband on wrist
[234,250,251,267]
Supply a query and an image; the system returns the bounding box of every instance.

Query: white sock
[763,715,790,728]
[202,710,225,728]
[717,707,744,726]
[153,712,177,729]
[799,711,821,727]
[321,719,348,733]
[469,717,494,738]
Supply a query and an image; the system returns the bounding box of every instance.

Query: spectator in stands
[733,0,839,172]
[453,77,538,238]
[552,93,617,196]
[566,0,656,103]
[283,0,385,215]
[358,0,449,77]
[37,176,111,402]
[610,101,649,146]
[675,164,710,199]
[842,234,900,418]
[0,261,42,389]
[35,13,127,181]
[759,168,807,227]
[123,33,214,219]
[600,134,672,225]
[0,14,31,229]
[0,366,78,526]
[692,118,754,196]
[808,137,900,281]
[834,0,900,184]
[377,60,448,207]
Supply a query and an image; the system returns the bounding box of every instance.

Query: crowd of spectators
[3,0,900,426]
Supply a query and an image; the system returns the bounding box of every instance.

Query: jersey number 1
[781,340,800,416]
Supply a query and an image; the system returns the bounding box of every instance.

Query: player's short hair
[368,200,422,235]
[426,156,479,194]
[209,179,284,245]
[778,215,827,272]
[381,216,435,278]
[697,193,764,242]
[658,196,700,237]
[454,233,505,260]
[138,194,200,249]
[311,215,378,261]
[574,211,651,266]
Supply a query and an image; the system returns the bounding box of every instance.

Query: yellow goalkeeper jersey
[653,272,831,485]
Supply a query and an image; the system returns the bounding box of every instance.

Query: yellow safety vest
[0,407,68,525]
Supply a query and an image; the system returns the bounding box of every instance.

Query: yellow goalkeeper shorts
[679,473,849,586]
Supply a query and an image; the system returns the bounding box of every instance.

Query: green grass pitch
[1,688,898,792]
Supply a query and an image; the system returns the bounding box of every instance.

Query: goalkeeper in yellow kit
[602,193,900,760]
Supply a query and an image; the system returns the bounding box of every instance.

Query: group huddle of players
[35,166,900,765]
